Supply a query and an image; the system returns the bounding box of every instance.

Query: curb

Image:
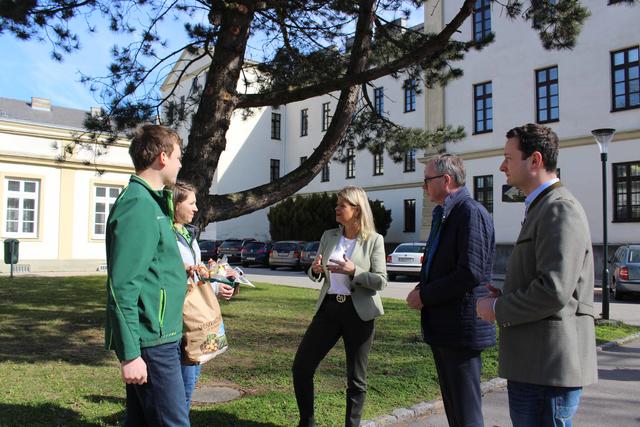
[361,377,506,427]
[596,331,640,352]
[362,333,640,427]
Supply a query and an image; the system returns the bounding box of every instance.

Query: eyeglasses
[423,174,445,185]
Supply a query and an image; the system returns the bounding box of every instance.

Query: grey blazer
[308,228,387,321]
[495,183,598,387]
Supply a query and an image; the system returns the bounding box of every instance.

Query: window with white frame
[94,185,122,237]
[4,178,40,237]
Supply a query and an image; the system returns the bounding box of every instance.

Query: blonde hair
[337,186,376,240]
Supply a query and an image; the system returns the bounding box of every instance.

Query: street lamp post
[591,128,616,320]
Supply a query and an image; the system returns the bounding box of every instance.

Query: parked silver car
[386,241,426,281]
[610,244,640,300]
[269,241,306,270]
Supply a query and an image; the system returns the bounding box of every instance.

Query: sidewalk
[376,336,640,427]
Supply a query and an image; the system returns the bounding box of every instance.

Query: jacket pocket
[158,288,167,336]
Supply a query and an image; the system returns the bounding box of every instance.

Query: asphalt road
[241,266,640,326]
[240,266,420,300]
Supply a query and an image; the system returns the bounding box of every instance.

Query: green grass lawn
[0,276,637,427]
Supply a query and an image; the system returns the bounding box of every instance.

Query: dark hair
[171,181,197,209]
[506,123,558,172]
[128,124,182,171]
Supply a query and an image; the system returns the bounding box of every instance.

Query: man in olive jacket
[477,124,597,426]
[105,125,189,426]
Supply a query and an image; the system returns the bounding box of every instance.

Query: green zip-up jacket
[105,175,186,361]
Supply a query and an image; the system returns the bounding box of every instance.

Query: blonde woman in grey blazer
[292,186,387,427]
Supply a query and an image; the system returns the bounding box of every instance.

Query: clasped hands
[311,254,355,277]
[475,284,500,321]
[406,283,499,322]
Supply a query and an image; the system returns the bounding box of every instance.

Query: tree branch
[236,0,475,108]
[199,0,378,222]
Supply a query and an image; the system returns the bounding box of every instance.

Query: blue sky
[0,14,194,110]
[0,6,424,112]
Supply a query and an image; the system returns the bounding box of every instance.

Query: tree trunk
[184,0,379,228]
[178,1,256,229]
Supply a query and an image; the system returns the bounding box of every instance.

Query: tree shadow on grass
[84,394,283,427]
[0,276,113,365]
[191,411,284,427]
[0,402,101,427]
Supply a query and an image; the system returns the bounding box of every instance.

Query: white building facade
[426,0,639,271]
[162,44,429,246]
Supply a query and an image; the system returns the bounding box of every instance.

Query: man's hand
[311,254,323,275]
[476,297,497,322]
[326,254,356,276]
[217,283,235,300]
[406,287,424,310]
[121,356,147,385]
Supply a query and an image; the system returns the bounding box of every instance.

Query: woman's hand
[326,254,356,277]
[311,254,324,275]
[217,283,235,300]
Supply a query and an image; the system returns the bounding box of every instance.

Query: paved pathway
[393,336,640,427]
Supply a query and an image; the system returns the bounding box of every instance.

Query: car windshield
[221,240,242,249]
[629,249,640,263]
[274,242,299,251]
[395,244,425,253]
[200,241,216,249]
[244,242,265,250]
[305,242,320,251]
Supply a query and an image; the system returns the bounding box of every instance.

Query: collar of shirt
[442,186,470,219]
[525,178,560,214]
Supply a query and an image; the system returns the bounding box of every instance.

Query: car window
[221,240,242,249]
[244,242,265,251]
[305,242,320,251]
[274,242,298,251]
[200,241,216,249]
[395,244,426,253]
[629,249,640,263]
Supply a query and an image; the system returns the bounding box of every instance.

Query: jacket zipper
[158,288,166,337]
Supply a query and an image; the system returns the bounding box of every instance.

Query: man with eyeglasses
[407,154,496,427]
[476,123,597,426]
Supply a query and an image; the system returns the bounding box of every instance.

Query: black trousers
[292,295,375,427]
[431,345,484,427]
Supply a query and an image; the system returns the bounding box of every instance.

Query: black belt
[327,294,351,303]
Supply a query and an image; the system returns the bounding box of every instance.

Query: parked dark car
[300,241,320,271]
[241,241,273,267]
[218,238,256,263]
[609,244,640,300]
[199,240,222,262]
[386,241,426,281]
[269,241,306,270]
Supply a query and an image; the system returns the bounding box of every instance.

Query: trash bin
[3,238,19,264]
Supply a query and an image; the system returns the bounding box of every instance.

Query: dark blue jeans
[181,364,202,410]
[507,380,582,427]
[125,340,190,427]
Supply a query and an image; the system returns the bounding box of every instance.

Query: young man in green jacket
[105,124,189,426]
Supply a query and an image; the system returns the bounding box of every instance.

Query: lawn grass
[0,275,637,426]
